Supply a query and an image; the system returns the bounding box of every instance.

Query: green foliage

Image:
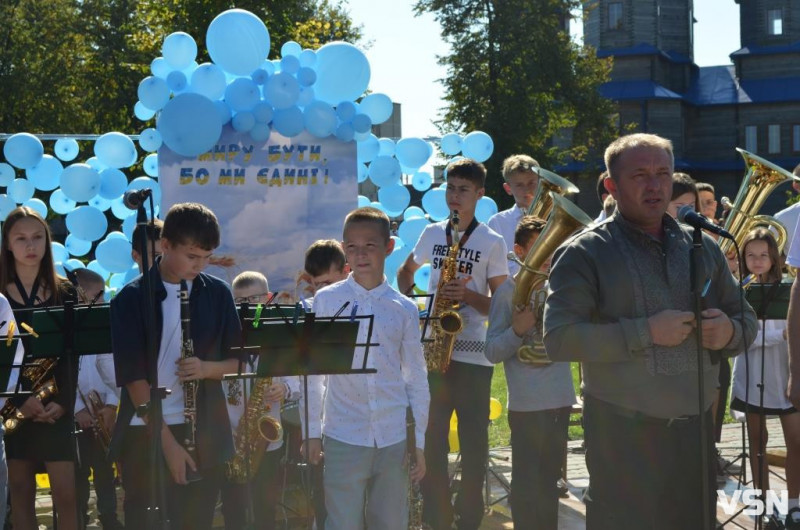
[415,0,617,207]
[0,0,361,134]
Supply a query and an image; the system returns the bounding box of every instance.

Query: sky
[344,0,742,139]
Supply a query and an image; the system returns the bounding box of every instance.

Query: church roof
[599,80,683,100]
[731,41,800,57]
[597,43,693,64]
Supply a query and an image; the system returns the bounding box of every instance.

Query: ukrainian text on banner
[159,126,357,300]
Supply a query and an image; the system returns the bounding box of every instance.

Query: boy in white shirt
[304,207,429,530]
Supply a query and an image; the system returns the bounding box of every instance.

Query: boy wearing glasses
[220,271,294,530]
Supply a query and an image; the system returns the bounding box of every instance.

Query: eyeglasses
[235,293,270,304]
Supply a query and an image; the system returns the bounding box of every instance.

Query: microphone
[123,188,152,210]
[677,205,735,240]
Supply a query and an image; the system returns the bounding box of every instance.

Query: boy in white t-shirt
[398,158,508,530]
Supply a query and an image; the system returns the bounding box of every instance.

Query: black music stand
[231,304,378,529]
[23,302,111,529]
[0,335,32,402]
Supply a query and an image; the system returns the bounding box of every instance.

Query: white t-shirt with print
[412,220,509,366]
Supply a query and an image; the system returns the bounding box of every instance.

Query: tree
[0,0,361,134]
[415,0,616,206]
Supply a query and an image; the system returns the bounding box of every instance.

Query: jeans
[422,361,493,530]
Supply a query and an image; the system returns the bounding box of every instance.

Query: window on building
[767,9,783,36]
[745,126,758,153]
[608,3,623,30]
[768,125,781,154]
[793,125,800,152]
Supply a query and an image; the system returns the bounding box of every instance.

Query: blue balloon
[368,156,402,188]
[297,67,317,87]
[298,49,317,67]
[121,215,137,241]
[139,128,162,152]
[8,178,34,203]
[252,102,273,123]
[123,265,140,285]
[422,188,449,221]
[377,138,395,157]
[207,9,270,76]
[357,195,370,208]
[167,70,188,93]
[440,133,462,156]
[412,171,433,192]
[162,32,197,70]
[89,194,113,211]
[150,57,171,78]
[475,197,498,223]
[3,133,43,169]
[404,206,426,220]
[87,260,110,281]
[134,101,156,121]
[260,60,276,76]
[336,101,356,122]
[215,100,232,124]
[352,113,372,134]
[280,55,300,75]
[314,42,371,105]
[190,63,227,100]
[61,164,101,202]
[144,153,159,177]
[65,234,92,257]
[0,163,14,186]
[335,122,355,143]
[225,78,260,112]
[232,111,256,132]
[111,197,134,220]
[22,198,47,218]
[106,231,128,241]
[94,132,137,169]
[357,163,368,183]
[138,76,170,111]
[272,106,304,137]
[49,189,77,215]
[52,242,69,264]
[26,155,63,191]
[264,72,300,109]
[87,157,107,173]
[96,236,134,273]
[281,41,302,57]
[359,93,393,125]
[109,273,126,290]
[99,168,127,200]
[378,184,411,213]
[414,263,432,289]
[395,138,432,170]
[357,134,379,164]
[303,100,337,138]
[250,68,270,85]
[64,259,86,272]
[54,138,80,161]
[398,217,430,248]
[297,86,315,107]
[0,195,16,219]
[250,123,271,142]
[461,131,494,162]
[66,206,108,241]
[158,93,223,157]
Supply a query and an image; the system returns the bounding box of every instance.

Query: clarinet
[180,280,202,482]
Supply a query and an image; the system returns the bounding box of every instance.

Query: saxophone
[180,280,202,482]
[1,357,58,434]
[423,211,463,373]
[226,375,283,483]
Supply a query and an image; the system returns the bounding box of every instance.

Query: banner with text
[160,126,357,300]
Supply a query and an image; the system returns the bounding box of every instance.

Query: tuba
[527,167,580,219]
[511,193,593,364]
[719,148,800,257]
[226,375,283,483]
[423,211,463,373]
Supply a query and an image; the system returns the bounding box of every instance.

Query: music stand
[0,335,33,403]
[237,304,378,528]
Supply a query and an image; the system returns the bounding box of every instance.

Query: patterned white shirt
[304,275,429,449]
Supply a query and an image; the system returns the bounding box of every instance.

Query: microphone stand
[690,225,713,530]
[136,197,171,529]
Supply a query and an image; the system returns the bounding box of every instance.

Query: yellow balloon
[450,410,458,429]
[489,397,503,420]
[448,427,460,453]
[35,473,50,489]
